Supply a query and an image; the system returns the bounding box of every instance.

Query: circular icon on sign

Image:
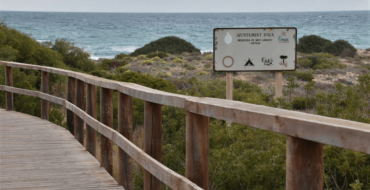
[222,56,234,68]
[225,32,232,44]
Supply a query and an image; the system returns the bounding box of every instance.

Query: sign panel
[213,27,297,71]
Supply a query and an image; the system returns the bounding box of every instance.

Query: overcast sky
[0,0,369,13]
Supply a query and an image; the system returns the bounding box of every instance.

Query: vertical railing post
[186,111,209,190]
[144,101,162,190]
[286,136,323,190]
[86,83,97,156]
[100,87,113,175]
[118,92,133,190]
[5,66,13,111]
[67,77,76,135]
[41,71,49,120]
[74,79,85,145]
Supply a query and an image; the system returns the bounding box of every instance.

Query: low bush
[340,48,356,58]
[140,60,154,66]
[172,58,184,64]
[137,54,146,59]
[115,53,127,59]
[157,72,172,78]
[291,96,315,110]
[297,71,314,81]
[297,35,332,54]
[130,36,200,56]
[205,54,213,60]
[196,71,208,76]
[147,51,169,59]
[324,40,357,56]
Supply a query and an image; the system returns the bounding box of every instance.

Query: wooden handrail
[1,61,370,190]
[0,85,202,190]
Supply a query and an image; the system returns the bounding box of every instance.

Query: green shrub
[130,36,200,56]
[205,54,213,60]
[340,48,356,58]
[292,96,315,110]
[291,96,306,110]
[323,40,357,56]
[140,60,154,66]
[147,51,169,58]
[137,54,146,59]
[151,56,162,62]
[297,71,314,81]
[172,58,184,64]
[157,72,172,78]
[302,53,346,70]
[52,38,97,72]
[196,71,208,76]
[298,58,313,68]
[297,35,332,54]
[115,53,127,59]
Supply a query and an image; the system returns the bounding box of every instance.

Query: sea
[0,11,369,60]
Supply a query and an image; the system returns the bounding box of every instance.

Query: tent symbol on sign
[244,59,254,66]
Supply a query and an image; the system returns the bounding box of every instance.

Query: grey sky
[0,0,369,12]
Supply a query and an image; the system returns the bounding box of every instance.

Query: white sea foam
[90,55,114,60]
[111,46,139,53]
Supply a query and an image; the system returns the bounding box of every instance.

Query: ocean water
[1,11,369,59]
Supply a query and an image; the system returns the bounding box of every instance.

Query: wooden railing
[1,61,369,190]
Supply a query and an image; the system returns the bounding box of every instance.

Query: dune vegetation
[1,24,369,190]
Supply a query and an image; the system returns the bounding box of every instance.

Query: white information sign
[213,27,297,71]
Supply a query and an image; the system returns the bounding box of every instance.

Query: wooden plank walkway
[0,109,124,190]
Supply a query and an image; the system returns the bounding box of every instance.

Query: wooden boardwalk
[0,109,124,190]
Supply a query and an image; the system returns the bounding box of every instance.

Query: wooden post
[74,79,85,145]
[118,92,133,190]
[286,136,323,190]
[186,111,209,190]
[275,71,283,98]
[41,71,49,120]
[144,101,162,190]
[226,72,233,100]
[5,66,13,111]
[100,87,113,175]
[67,77,76,135]
[86,83,97,156]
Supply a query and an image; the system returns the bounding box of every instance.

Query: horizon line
[1,10,369,14]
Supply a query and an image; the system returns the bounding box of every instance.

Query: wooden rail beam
[5,66,13,111]
[41,71,49,120]
[67,77,76,135]
[118,92,133,190]
[144,101,162,190]
[86,83,97,156]
[100,87,113,175]
[186,111,209,190]
[74,79,85,145]
[286,136,323,190]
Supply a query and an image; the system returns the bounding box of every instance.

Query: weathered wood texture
[275,71,283,98]
[2,62,368,154]
[0,85,210,190]
[186,112,210,190]
[5,66,13,111]
[67,77,76,135]
[286,136,323,190]
[74,79,85,145]
[0,109,124,190]
[41,71,49,120]
[118,92,133,190]
[144,101,162,190]
[86,83,97,156]
[100,87,114,176]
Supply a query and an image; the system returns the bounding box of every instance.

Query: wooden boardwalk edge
[0,109,124,190]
